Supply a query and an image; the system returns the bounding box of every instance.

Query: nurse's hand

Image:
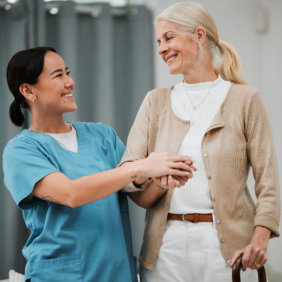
[140,152,195,178]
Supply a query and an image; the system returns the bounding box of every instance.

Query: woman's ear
[19,83,36,103]
[194,26,207,45]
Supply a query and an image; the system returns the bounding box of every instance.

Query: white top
[169,76,231,214]
[47,124,78,152]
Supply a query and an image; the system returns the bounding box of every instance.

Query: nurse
[2,47,194,282]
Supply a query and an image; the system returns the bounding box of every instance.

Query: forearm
[129,182,167,209]
[34,164,140,208]
[34,152,192,207]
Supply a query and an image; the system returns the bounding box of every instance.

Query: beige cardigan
[121,84,280,270]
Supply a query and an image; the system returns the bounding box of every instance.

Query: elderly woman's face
[155,20,199,76]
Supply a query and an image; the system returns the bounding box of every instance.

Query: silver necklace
[181,80,214,111]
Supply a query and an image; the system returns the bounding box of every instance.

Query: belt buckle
[182,213,199,223]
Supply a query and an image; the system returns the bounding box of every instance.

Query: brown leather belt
[167,213,213,223]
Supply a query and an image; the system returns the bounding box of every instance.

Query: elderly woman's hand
[152,175,189,189]
[152,160,196,189]
[230,226,271,271]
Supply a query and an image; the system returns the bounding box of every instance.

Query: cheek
[183,46,198,61]
[170,41,177,48]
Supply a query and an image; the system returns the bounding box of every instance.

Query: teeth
[62,94,73,98]
[167,56,176,63]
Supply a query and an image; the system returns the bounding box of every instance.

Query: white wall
[129,0,282,271]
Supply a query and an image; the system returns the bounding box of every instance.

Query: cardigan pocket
[30,255,82,282]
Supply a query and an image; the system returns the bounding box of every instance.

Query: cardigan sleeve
[120,92,152,192]
[245,90,280,237]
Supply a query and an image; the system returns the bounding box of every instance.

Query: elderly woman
[2,47,194,282]
[121,2,280,281]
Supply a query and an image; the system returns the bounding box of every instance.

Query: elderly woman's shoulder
[145,87,172,103]
[141,87,172,113]
[230,83,260,98]
[227,84,266,113]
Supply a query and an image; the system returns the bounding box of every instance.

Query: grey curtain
[0,0,154,278]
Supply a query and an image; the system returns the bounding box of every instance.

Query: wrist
[124,159,148,184]
[130,159,147,181]
[250,226,271,251]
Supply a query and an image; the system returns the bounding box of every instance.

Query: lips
[165,54,177,64]
[61,93,73,98]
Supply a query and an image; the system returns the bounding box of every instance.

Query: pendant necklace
[182,80,214,111]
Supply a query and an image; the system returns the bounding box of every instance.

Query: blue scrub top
[3,122,137,282]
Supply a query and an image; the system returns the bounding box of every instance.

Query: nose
[65,75,74,89]
[158,41,168,56]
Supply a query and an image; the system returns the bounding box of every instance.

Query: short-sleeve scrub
[3,122,137,282]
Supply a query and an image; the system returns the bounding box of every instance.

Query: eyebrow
[49,67,69,76]
[164,31,173,36]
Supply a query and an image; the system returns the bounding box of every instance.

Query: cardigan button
[203,153,208,158]
[216,219,221,224]
[226,259,231,264]
[221,238,225,243]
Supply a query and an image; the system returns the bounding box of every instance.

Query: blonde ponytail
[215,40,247,84]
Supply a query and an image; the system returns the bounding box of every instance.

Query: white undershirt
[169,76,231,214]
[47,124,78,152]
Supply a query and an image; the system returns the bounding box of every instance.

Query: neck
[182,58,217,84]
[29,115,71,133]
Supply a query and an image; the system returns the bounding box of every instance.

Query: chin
[168,64,181,75]
[168,67,181,75]
[66,104,78,112]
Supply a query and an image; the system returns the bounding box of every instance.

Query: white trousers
[140,220,260,282]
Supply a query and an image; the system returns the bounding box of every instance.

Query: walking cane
[232,256,267,282]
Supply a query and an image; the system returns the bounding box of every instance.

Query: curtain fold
[0,0,153,278]
[74,3,115,125]
[113,5,154,141]
[0,1,30,277]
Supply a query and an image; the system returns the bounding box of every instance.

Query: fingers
[169,161,195,173]
[231,245,267,271]
[230,249,244,268]
[255,255,267,269]
[153,175,189,190]
[149,152,194,165]
[184,160,197,171]
[172,176,188,187]
[168,175,176,189]
[161,176,168,188]
[168,168,193,177]
[241,247,253,271]
[248,247,267,269]
[161,152,193,163]
[143,152,196,178]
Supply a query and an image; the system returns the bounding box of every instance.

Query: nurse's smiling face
[29,51,77,116]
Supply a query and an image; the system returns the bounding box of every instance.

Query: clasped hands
[134,152,196,190]
[149,153,196,190]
